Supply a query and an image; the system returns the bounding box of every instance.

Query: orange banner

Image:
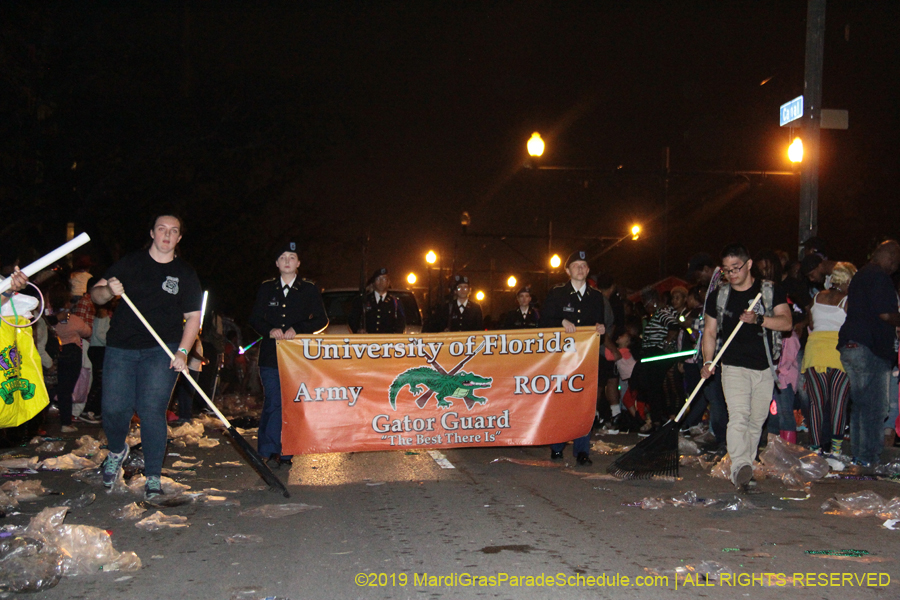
[277,327,599,455]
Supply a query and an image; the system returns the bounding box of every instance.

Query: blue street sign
[780,95,803,126]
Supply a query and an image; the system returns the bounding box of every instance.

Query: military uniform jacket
[445,300,483,332]
[539,282,606,329]
[349,291,406,334]
[250,277,329,369]
[502,307,540,329]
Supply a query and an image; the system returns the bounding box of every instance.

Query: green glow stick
[640,349,696,363]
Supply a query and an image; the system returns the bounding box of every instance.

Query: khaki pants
[721,365,774,483]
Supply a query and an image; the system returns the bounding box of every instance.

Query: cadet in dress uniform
[502,286,540,329]
[444,275,483,331]
[249,241,328,467]
[348,268,407,334]
[539,250,609,466]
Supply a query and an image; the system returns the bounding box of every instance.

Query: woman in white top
[801,262,857,455]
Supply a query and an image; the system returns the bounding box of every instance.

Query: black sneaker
[610,412,632,432]
[576,452,593,466]
[101,446,130,488]
[550,450,563,460]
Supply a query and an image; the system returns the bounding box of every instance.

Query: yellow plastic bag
[0,317,49,428]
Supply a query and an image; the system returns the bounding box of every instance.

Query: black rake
[607,292,762,479]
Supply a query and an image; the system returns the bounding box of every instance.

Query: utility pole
[799,0,826,257]
[661,147,670,279]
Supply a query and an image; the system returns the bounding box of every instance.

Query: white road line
[427,450,455,469]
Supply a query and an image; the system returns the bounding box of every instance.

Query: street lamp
[507,275,517,288]
[527,132,545,158]
[407,273,417,285]
[631,224,641,240]
[788,137,803,163]
[475,290,485,301]
[549,254,561,269]
[425,250,439,313]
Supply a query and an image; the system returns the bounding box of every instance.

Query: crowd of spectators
[0,256,250,447]
[4,234,899,477]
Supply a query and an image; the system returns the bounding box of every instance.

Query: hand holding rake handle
[673,292,762,423]
[120,292,290,497]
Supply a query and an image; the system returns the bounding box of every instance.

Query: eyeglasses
[721,262,746,276]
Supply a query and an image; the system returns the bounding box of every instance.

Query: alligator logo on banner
[389,341,491,410]
[389,367,492,410]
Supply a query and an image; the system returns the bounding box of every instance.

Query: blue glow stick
[239,336,263,355]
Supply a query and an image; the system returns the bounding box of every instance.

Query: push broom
[607,292,762,479]
[121,293,290,497]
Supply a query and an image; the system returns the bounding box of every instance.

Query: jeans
[85,345,106,415]
[888,368,899,436]
[102,345,179,477]
[56,344,83,426]
[682,365,728,446]
[259,366,291,459]
[840,344,892,464]
[551,433,591,457]
[721,365,774,481]
[768,384,796,435]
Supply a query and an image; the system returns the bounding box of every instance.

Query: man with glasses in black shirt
[700,244,792,491]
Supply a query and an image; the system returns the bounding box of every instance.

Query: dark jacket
[249,277,328,369]
[348,291,406,334]
[502,307,540,329]
[444,300,483,332]
[540,282,606,328]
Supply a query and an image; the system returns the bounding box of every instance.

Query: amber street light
[631,224,641,240]
[788,137,803,163]
[549,254,561,269]
[527,132,545,158]
[475,290,485,301]
[407,273,417,285]
[425,250,437,264]
[507,276,517,288]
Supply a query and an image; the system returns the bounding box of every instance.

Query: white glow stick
[0,232,91,294]
[200,290,208,332]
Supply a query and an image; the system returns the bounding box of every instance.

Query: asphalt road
[3,422,899,600]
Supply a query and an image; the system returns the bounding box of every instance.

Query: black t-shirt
[838,263,900,360]
[705,279,787,370]
[104,251,203,349]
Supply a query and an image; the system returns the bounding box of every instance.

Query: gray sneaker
[101,446,129,488]
[144,475,164,500]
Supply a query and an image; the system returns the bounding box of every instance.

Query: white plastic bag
[24,507,142,576]
[135,511,189,531]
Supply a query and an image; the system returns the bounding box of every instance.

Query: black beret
[277,241,299,259]
[450,274,469,289]
[368,267,389,284]
[566,250,589,268]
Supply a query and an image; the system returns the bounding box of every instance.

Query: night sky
[2,1,898,320]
